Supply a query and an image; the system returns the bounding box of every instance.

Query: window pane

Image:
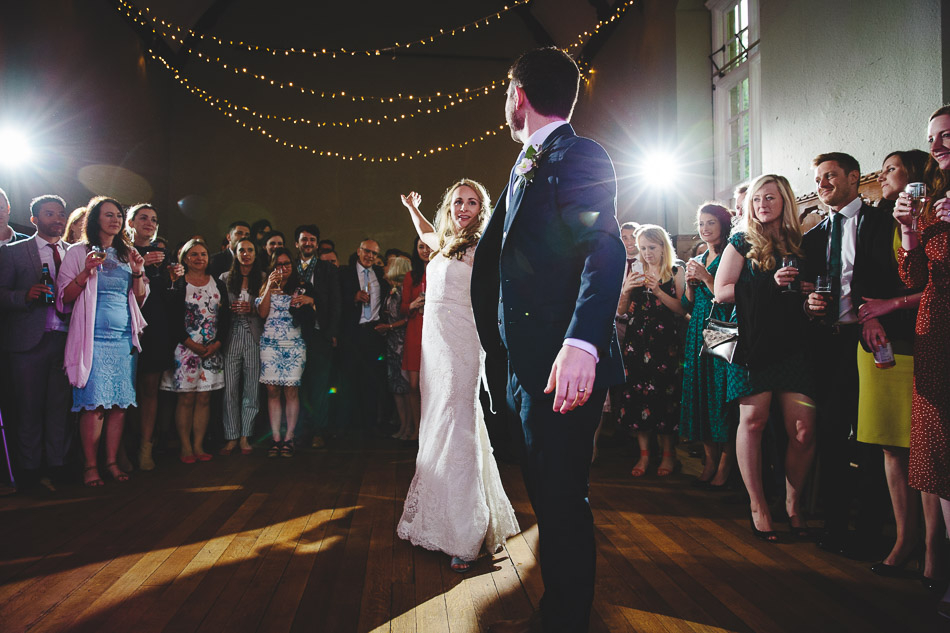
[730,152,741,184]
[740,113,750,147]
[730,84,739,116]
[730,119,740,148]
[740,77,749,110]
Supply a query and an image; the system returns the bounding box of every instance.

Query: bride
[396,179,519,572]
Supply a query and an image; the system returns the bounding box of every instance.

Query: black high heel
[785,514,811,540]
[749,513,779,543]
[870,544,923,577]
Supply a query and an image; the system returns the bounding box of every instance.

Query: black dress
[135,245,174,374]
[619,270,684,435]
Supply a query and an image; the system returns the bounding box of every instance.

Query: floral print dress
[160,279,225,392]
[618,270,684,435]
[258,293,306,386]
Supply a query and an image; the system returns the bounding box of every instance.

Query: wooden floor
[0,436,943,633]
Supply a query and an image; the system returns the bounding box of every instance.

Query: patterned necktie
[362,268,372,321]
[828,212,844,320]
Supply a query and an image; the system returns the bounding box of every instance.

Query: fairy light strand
[117,0,531,58]
[119,0,631,103]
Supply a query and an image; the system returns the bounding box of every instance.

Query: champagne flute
[273,267,283,295]
[815,274,832,319]
[906,182,929,234]
[781,255,799,293]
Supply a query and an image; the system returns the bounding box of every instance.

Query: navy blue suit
[471,123,625,631]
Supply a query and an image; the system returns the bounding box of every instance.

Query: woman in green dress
[680,203,735,487]
[715,174,816,542]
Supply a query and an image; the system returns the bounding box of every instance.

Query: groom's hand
[545,345,596,413]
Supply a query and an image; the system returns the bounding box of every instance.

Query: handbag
[701,301,739,364]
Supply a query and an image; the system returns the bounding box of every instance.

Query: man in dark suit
[338,238,387,433]
[0,195,71,489]
[471,48,625,633]
[208,220,250,278]
[293,224,341,447]
[803,152,893,559]
[0,188,29,246]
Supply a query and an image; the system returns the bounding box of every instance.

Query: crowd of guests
[2,104,950,616]
[604,104,950,617]
[0,199,428,487]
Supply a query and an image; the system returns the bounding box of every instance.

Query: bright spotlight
[639,151,679,190]
[0,128,34,168]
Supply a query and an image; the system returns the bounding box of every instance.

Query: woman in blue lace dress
[58,196,148,487]
[258,248,315,457]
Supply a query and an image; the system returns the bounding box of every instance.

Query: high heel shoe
[749,513,779,543]
[871,544,922,577]
[785,514,811,540]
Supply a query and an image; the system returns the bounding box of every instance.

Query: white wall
[758,0,943,196]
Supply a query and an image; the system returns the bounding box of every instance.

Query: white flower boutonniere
[514,143,543,188]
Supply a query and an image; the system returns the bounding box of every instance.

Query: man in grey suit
[0,195,72,488]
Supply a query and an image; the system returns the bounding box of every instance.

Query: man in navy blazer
[471,47,625,633]
[0,195,71,489]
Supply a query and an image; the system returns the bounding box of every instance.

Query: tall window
[708,0,758,203]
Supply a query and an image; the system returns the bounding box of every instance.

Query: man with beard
[208,220,250,278]
[0,195,72,489]
[294,224,341,447]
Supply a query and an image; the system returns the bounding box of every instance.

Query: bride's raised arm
[400,192,440,251]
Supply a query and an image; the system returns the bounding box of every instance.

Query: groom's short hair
[509,47,580,121]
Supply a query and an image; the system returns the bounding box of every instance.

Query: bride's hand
[400,192,422,212]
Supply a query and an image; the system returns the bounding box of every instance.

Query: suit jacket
[0,235,66,352]
[297,257,342,340]
[208,249,234,279]
[339,263,387,340]
[802,199,914,343]
[471,123,626,398]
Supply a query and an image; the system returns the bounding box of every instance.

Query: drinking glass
[905,182,929,234]
[781,256,799,293]
[815,274,832,318]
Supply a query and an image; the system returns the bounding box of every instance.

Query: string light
[117,0,530,58]
[148,50,499,128]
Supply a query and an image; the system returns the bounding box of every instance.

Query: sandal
[83,466,103,487]
[219,441,237,456]
[657,452,681,477]
[280,440,295,458]
[105,463,129,483]
[450,556,472,573]
[267,441,281,458]
[631,450,650,477]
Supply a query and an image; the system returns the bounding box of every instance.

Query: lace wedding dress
[396,248,519,561]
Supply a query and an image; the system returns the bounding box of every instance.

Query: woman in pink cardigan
[57,197,148,487]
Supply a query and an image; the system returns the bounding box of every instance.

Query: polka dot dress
[898,216,950,499]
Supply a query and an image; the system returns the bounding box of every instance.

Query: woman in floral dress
[257,247,315,457]
[618,224,686,477]
[160,238,230,463]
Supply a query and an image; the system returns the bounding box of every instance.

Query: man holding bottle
[0,194,72,490]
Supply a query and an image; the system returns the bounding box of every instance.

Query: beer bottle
[40,263,55,306]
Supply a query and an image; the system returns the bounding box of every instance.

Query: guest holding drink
[617,224,686,478]
[853,150,940,581]
[893,106,950,607]
[220,238,266,455]
[680,203,735,488]
[399,235,430,441]
[160,239,230,463]
[257,248,315,457]
[126,203,172,470]
[715,174,815,542]
[58,196,148,486]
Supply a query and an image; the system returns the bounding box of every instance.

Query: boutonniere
[514,143,543,188]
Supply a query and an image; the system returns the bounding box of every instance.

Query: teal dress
[679,251,733,443]
[725,232,815,403]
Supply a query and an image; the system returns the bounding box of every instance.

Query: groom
[472,47,625,632]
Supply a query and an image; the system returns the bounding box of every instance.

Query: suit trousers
[813,324,861,535]
[8,331,72,470]
[222,319,260,440]
[340,324,386,430]
[507,369,604,633]
[300,332,334,437]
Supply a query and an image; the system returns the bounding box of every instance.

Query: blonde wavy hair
[742,174,803,271]
[635,224,676,284]
[433,179,491,260]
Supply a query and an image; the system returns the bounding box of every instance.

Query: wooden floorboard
[0,436,944,633]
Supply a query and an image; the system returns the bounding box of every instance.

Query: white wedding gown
[396,249,520,561]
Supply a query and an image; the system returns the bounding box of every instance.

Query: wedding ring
[578,388,587,393]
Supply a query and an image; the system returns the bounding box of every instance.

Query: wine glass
[90,245,106,270]
[815,274,832,318]
[781,256,799,293]
[906,182,929,234]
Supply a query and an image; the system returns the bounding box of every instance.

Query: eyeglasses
[360,247,379,257]
[275,262,292,268]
